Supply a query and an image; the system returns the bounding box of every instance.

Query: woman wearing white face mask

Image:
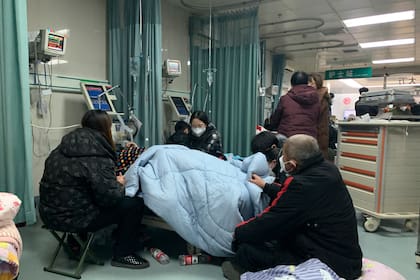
[188,111,224,158]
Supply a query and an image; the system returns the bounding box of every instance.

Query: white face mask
[279,155,287,173]
[279,155,294,175]
[192,127,206,137]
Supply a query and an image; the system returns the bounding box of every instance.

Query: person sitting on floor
[222,134,363,280]
[39,109,149,269]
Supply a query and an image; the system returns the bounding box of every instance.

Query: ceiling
[166,0,420,90]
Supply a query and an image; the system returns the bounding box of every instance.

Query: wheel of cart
[362,215,381,232]
[404,219,418,232]
[359,210,419,233]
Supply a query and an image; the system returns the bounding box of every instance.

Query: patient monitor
[81,83,118,115]
[81,83,142,145]
[168,96,190,118]
[29,29,67,63]
[163,95,191,140]
[162,59,182,78]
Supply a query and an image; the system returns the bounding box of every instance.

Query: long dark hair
[309,72,324,89]
[81,110,115,150]
[190,111,210,126]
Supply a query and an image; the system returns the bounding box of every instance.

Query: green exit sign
[325,67,372,80]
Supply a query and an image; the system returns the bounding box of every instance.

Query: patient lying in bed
[121,145,274,257]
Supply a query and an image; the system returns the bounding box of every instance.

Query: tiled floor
[18,213,419,279]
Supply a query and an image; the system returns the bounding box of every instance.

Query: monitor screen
[81,83,117,115]
[163,59,181,77]
[168,61,180,73]
[41,29,66,56]
[47,33,65,52]
[169,96,189,117]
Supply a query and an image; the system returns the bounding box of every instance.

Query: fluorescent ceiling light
[372,57,415,64]
[343,10,415,27]
[339,79,363,88]
[369,83,420,88]
[360,38,414,48]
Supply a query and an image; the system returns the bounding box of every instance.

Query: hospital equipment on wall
[336,121,420,233]
[257,85,279,124]
[80,82,142,146]
[29,29,67,64]
[162,92,191,140]
[162,59,182,79]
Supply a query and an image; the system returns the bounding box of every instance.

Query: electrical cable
[31,124,81,130]
[31,122,80,157]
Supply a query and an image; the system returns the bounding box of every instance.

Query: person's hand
[116,174,125,187]
[249,173,265,189]
[125,141,138,148]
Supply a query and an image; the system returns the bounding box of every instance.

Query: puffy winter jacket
[188,123,224,158]
[39,127,124,232]
[268,85,320,138]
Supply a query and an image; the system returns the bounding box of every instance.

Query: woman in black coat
[188,110,224,158]
[39,110,149,269]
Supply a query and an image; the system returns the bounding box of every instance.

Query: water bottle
[150,248,170,264]
[178,254,211,266]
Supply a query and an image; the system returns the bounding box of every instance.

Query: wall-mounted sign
[325,67,372,80]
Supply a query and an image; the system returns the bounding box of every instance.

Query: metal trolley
[336,121,420,232]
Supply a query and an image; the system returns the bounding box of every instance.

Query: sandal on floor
[111,254,150,269]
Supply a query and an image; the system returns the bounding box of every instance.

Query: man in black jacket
[222,134,362,280]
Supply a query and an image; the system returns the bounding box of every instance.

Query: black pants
[85,196,145,257]
[233,242,307,272]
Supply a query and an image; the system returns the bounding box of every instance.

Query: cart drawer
[339,157,377,175]
[341,170,376,192]
[340,143,378,157]
[347,186,375,212]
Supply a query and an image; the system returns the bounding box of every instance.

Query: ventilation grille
[321,28,346,36]
[342,49,359,53]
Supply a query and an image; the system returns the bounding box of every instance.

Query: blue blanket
[125,145,273,257]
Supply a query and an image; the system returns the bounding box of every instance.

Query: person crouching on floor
[222,134,362,280]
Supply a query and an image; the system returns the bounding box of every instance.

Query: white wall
[161,0,191,94]
[27,0,107,195]
[331,93,359,120]
[161,0,191,138]
[27,0,107,79]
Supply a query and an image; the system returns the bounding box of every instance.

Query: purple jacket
[269,85,320,138]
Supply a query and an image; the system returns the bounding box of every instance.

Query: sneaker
[222,261,244,280]
[111,254,150,269]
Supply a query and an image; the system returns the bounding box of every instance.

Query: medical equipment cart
[336,121,420,232]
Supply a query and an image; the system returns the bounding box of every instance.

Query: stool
[42,226,104,279]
